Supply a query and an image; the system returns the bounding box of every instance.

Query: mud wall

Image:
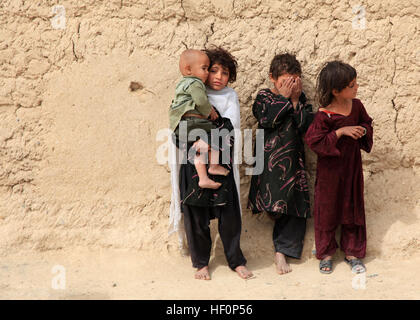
[0,0,419,259]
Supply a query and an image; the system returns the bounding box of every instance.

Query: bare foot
[195,266,211,280]
[275,252,292,275]
[198,178,222,189]
[235,265,254,279]
[208,165,230,176]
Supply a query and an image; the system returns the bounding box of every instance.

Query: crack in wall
[72,40,79,61]
[177,0,190,44]
[391,55,397,84]
[72,22,82,61]
[391,99,403,145]
[204,22,215,48]
[180,0,187,22]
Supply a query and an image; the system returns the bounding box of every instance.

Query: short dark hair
[316,61,357,107]
[269,53,302,79]
[204,46,238,83]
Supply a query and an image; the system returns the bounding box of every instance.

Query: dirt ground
[1,246,419,300]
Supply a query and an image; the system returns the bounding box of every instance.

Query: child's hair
[316,61,357,107]
[269,53,302,79]
[204,46,238,83]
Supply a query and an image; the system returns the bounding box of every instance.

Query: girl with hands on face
[290,76,303,107]
[272,75,303,110]
[248,53,314,276]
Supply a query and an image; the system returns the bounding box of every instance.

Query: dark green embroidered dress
[248,89,314,218]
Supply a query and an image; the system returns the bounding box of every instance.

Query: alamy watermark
[51,265,66,290]
[352,272,366,290]
[51,5,66,30]
[352,5,366,30]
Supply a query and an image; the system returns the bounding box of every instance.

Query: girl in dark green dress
[248,53,314,274]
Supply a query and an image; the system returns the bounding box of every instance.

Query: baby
[169,49,229,189]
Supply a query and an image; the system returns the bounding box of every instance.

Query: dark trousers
[315,224,367,260]
[183,203,247,270]
[272,214,307,259]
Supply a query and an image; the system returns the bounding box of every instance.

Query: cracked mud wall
[0,0,419,260]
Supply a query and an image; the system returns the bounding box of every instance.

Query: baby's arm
[187,81,212,118]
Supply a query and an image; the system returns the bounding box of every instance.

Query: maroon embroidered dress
[305,99,373,258]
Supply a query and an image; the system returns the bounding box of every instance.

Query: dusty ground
[1,246,419,300]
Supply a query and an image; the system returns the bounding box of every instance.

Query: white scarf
[168,86,242,250]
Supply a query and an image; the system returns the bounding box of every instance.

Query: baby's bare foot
[195,266,211,280]
[275,252,292,275]
[198,178,221,189]
[208,165,230,176]
[235,266,254,279]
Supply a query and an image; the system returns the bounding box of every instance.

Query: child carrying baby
[169,49,229,190]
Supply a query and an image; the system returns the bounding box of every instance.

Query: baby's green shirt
[168,76,212,131]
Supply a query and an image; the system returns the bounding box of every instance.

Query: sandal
[319,259,333,274]
[344,257,366,274]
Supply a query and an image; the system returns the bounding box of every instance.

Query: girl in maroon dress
[305,61,373,274]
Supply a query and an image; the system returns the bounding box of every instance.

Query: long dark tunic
[304,98,373,231]
[248,89,314,218]
[177,110,236,209]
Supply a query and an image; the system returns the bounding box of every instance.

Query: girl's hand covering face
[277,77,294,98]
[290,77,302,102]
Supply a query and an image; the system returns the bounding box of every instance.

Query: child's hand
[193,139,210,153]
[336,126,366,140]
[209,107,219,121]
[277,77,295,99]
[290,77,302,102]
